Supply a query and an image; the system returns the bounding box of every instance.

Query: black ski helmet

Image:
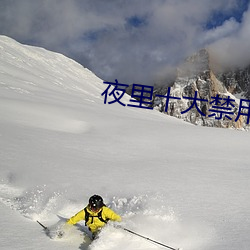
[89,195,104,210]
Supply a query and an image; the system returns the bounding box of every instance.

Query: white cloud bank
[0,0,249,84]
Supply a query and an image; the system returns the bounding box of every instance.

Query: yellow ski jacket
[67,206,121,233]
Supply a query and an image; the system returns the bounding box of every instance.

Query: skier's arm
[67,209,85,225]
[104,207,122,222]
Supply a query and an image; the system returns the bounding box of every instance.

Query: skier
[66,194,121,239]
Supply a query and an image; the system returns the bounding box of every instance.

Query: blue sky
[206,0,249,28]
[0,0,249,85]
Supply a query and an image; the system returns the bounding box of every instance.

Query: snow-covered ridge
[0,35,108,134]
[0,35,105,98]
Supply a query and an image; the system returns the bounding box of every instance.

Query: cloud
[200,18,240,45]
[0,0,249,84]
[209,3,250,69]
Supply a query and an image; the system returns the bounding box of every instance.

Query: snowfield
[0,35,250,250]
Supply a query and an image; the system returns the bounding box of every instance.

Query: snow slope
[0,35,250,250]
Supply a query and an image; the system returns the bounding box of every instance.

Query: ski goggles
[89,205,101,212]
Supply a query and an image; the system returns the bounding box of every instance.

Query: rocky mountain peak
[153,49,250,130]
[177,48,210,78]
[176,48,226,97]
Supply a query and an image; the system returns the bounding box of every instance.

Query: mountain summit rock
[153,49,249,130]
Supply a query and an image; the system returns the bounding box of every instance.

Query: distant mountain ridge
[217,66,250,99]
[152,49,250,130]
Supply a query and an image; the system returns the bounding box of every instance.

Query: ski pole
[37,220,48,231]
[122,227,180,250]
